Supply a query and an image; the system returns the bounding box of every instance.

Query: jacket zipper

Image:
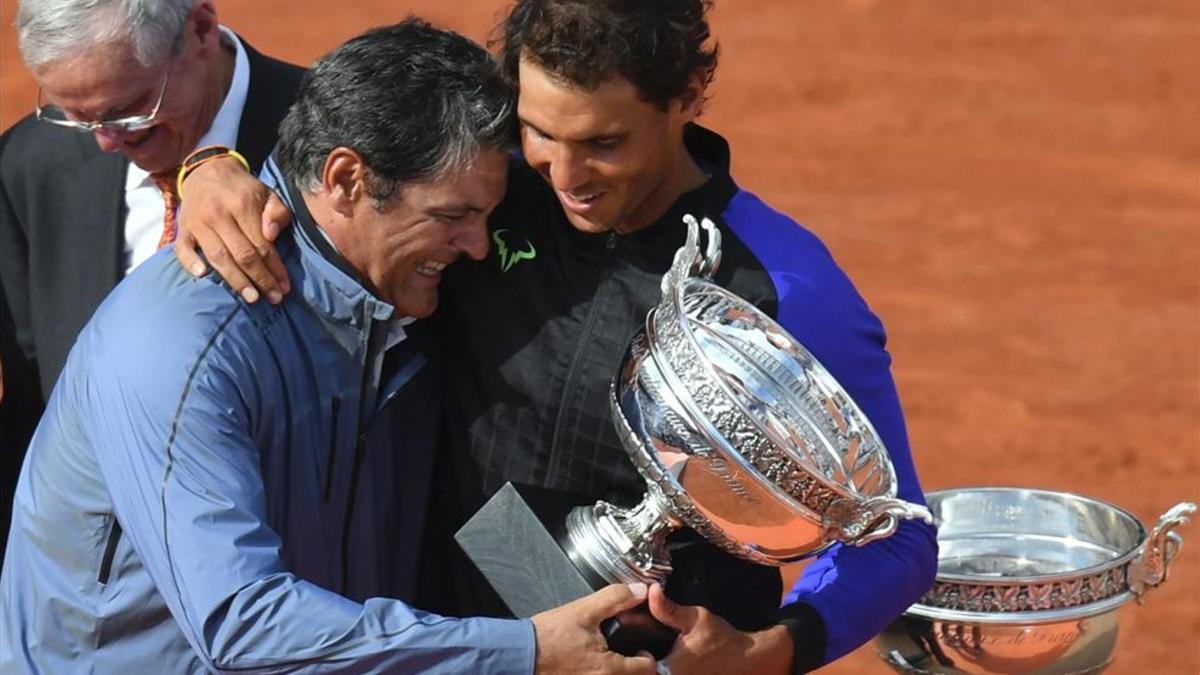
[339,325,378,593]
[363,351,424,430]
[339,431,368,594]
[545,231,619,485]
[322,396,341,503]
[97,517,122,585]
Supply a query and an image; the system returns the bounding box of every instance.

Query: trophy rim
[903,589,1134,624]
[916,486,1151,614]
[655,276,899,506]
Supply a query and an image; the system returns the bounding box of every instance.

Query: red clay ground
[2,1,1197,672]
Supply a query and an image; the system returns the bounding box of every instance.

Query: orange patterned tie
[150,169,180,249]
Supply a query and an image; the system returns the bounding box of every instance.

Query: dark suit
[0,40,304,549]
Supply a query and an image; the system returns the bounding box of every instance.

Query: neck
[615,142,708,235]
[186,37,237,155]
[300,191,346,256]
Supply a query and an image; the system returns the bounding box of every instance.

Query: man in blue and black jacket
[421,3,938,670]
[176,2,938,672]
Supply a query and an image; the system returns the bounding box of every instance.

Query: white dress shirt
[122,27,250,275]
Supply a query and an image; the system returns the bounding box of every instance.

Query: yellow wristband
[176,146,250,199]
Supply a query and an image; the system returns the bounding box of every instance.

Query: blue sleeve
[723,191,938,665]
[85,307,536,674]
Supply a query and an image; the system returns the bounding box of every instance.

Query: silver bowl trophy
[456,215,932,656]
[876,488,1195,674]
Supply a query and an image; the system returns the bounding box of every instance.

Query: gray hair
[17,0,193,69]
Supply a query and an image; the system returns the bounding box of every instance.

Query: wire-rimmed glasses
[35,71,171,134]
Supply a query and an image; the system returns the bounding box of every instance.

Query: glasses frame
[35,69,172,134]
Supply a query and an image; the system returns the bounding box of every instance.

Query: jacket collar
[629,123,739,240]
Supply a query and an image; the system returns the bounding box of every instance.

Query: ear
[320,147,368,218]
[674,74,708,121]
[188,1,222,56]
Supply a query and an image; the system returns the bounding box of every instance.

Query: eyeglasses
[35,70,171,134]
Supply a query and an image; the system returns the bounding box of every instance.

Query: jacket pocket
[97,516,122,585]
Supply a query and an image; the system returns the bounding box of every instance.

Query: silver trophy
[458,214,933,647]
[564,214,934,582]
[876,487,1195,674]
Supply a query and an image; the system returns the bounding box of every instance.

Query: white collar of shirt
[387,316,416,351]
[123,27,250,274]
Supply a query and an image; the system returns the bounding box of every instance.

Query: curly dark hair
[497,0,719,111]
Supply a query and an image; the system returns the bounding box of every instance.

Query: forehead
[516,57,658,137]
[33,42,157,111]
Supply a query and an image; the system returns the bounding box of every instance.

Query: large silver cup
[876,488,1196,674]
[561,215,933,586]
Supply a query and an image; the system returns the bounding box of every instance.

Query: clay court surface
[2,1,1197,672]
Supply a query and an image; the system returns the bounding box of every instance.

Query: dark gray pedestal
[455,482,677,657]
[455,482,600,617]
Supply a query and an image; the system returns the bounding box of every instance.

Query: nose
[91,127,126,153]
[453,217,490,261]
[546,144,591,193]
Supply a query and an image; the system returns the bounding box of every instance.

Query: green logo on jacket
[492,229,537,273]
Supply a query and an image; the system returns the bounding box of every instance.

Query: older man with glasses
[0,0,303,548]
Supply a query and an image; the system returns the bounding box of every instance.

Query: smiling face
[29,3,228,174]
[336,149,509,319]
[517,56,705,235]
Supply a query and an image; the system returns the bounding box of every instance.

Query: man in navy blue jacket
[176,2,938,672]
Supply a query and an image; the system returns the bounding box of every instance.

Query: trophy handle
[827,496,935,547]
[661,215,722,300]
[1128,501,1196,601]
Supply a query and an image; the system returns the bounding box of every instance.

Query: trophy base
[455,482,678,658]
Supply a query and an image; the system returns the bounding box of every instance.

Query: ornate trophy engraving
[876,488,1195,674]
[457,215,933,654]
[566,214,932,578]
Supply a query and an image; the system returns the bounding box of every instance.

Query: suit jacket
[0,40,305,543]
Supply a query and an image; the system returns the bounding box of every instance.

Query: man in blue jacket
[175,2,940,672]
[0,19,656,674]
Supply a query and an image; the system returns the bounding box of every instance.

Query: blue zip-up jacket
[0,179,535,673]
